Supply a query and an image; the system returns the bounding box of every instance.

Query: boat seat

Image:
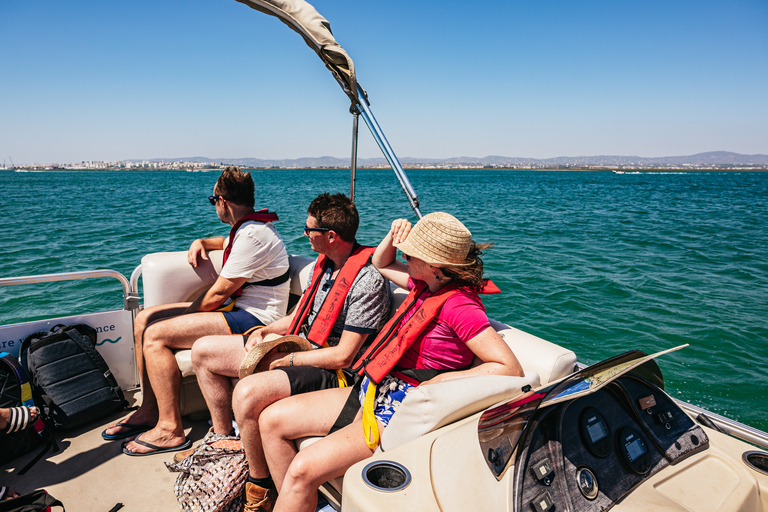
[140,250,577,416]
[140,250,314,416]
[296,370,540,500]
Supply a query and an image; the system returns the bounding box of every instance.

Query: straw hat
[394,212,473,267]
[238,333,313,379]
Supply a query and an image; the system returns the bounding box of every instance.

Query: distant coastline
[4,151,767,171]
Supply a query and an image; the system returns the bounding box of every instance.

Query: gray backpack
[20,324,127,430]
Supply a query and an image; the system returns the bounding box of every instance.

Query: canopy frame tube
[350,112,359,202]
[354,86,422,219]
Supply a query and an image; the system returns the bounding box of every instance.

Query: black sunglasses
[208,195,224,205]
[304,225,331,235]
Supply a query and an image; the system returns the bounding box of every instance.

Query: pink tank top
[397,278,491,371]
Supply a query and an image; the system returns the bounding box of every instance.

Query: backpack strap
[62,328,127,408]
[0,488,65,511]
[18,330,52,375]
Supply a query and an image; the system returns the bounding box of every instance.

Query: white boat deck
[1,392,210,511]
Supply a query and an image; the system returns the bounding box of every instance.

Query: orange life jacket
[350,278,497,448]
[352,280,462,383]
[287,245,375,347]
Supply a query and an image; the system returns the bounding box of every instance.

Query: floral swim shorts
[358,375,415,427]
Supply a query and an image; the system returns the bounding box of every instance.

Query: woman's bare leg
[259,387,377,512]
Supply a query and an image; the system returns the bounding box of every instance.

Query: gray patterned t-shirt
[304,257,392,362]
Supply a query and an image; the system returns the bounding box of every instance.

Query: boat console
[483,374,709,512]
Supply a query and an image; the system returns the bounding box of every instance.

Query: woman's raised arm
[372,218,412,290]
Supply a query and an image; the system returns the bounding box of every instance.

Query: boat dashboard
[482,374,709,512]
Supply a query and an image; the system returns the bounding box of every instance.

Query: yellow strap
[336,369,348,388]
[215,300,236,312]
[243,325,264,337]
[362,382,380,449]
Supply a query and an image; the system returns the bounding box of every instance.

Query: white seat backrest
[489,319,577,385]
[384,286,575,386]
[141,250,314,378]
[380,371,540,452]
[142,251,223,307]
[141,251,314,308]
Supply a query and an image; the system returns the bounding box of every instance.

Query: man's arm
[266,330,369,370]
[184,275,247,313]
[243,310,298,352]
[188,237,226,268]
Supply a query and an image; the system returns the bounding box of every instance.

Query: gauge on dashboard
[617,427,652,474]
[575,467,599,500]
[579,407,612,458]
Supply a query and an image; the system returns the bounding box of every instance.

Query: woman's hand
[372,218,412,289]
[390,219,412,245]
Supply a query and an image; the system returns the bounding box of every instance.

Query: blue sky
[2,0,767,165]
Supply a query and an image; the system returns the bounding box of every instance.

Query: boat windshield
[478,345,684,479]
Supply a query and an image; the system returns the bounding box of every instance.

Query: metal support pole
[354,86,422,219]
[350,112,359,202]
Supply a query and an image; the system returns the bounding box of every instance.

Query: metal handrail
[675,399,768,450]
[0,269,138,311]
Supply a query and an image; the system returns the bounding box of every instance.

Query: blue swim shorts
[220,308,264,335]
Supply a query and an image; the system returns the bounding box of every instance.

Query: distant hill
[129,151,768,169]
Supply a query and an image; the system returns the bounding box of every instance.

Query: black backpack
[20,324,127,430]
[0,352,56,473]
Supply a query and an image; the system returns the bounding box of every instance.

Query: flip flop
[121,433,192,457]
[2,406,37,434]
[101,420,153,441]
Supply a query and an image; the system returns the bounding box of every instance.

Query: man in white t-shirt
[103,167,290,456]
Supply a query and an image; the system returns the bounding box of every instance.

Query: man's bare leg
[122,311,232,454]
[192,334,249,434]
[232,371,294,479]
[103,303,190,437]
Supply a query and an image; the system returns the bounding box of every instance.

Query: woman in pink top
[246,213,523,512]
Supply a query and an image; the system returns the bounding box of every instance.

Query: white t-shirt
[219,220,290,324]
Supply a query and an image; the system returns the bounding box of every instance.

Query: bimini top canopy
[236,0,361,107]
[235,0,422,217]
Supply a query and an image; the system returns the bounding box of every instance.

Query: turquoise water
[1,169,766,431]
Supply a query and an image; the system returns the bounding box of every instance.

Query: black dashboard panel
[515,375,708,512]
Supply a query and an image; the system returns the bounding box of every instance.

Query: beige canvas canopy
[235,0,422,217]
[235,0,360,106]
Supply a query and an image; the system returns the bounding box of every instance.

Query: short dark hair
[215,167,254,208]
[307,193,359,243]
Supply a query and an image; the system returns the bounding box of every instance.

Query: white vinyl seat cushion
[380,371,540,451]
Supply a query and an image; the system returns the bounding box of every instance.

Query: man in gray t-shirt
[305,259,390,360]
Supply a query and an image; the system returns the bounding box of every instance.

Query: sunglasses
[208,195,224,205]
[304,225,331,235]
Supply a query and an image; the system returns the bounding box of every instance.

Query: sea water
[1,169,766,431]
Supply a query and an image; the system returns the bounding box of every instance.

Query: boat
[2,1,768,511]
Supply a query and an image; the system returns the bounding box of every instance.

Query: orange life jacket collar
[288,245,375,347]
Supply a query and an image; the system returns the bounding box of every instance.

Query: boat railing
[0,269,139,312]
[675,399,768,451]
[129,264,143,312]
